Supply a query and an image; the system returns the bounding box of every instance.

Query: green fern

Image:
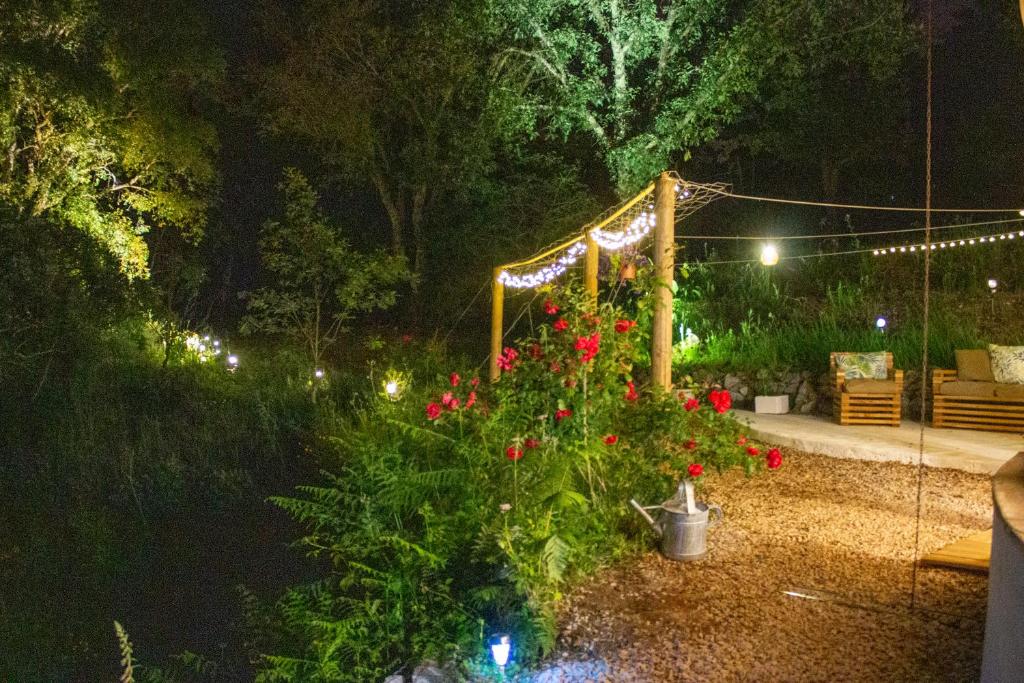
[114,621,135,683]
[541,534,570,583]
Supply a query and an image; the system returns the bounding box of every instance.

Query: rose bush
[260,283,782,680]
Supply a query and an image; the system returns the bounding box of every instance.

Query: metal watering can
[630,481,723,561]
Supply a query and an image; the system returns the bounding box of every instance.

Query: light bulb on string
[760,243,779,266]
[876,317,887,331]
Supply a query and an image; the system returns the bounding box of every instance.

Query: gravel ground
[539,450,992,682]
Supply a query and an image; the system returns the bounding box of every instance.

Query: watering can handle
[707,504,724,529]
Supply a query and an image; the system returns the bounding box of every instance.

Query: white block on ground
[755,395,790,414]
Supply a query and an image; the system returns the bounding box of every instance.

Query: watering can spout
[629,499,662,537]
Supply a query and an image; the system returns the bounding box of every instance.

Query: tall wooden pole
[489,268,505,382]
[584,232,599,299]
[651,172,675,392]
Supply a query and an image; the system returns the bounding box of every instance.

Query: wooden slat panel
[920,529,991,572]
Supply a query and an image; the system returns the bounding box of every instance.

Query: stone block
[755,395,790,414]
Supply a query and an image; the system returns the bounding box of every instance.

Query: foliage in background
[0,0,222,276]
[256,284,769,681]
[493,0,915,195]
[242,169,407,397]
[673,239,1024,375]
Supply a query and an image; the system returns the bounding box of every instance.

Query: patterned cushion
[834,352,888,380]
[989,344,1024,384]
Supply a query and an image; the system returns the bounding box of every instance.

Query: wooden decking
[921,529,992,572]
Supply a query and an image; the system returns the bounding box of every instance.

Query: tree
[0,0,222,277]
[494,0,916,196]
[242,169,407,400]
[254,0,507,306]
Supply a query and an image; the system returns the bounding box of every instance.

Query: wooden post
[584,232,599,299]
[489,267,505,382]
[651,172,675,392]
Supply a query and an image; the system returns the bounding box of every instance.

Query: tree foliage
[0,0,222,277]
[242,169,408,380]
[494,0,916,195]
[254,0,508,292]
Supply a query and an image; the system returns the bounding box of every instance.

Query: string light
[591,211,654,250]
[760,243,779,266]
[872,229,1024,257]
[497,240,588,289]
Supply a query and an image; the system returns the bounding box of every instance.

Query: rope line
[910,0,934,612]
[705,185,1020,214]
[676,217,1023,241]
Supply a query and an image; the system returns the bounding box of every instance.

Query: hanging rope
[705,186,1019,213]
[676,216,1024,241]
[910,0,935,612]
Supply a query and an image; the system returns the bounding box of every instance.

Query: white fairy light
[314,368,325,379]
[497,240,588,289]
[873,227,1024,257]
[591,211,655,251]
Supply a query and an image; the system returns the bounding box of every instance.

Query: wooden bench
[830,352,903,427]
[932,369,1024,433]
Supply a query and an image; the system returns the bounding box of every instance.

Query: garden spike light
[760,243,779,266]
[489,633,511,669]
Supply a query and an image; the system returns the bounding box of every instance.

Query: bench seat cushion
[845,379,901,394]
[940,381,996,397]
[995,384,1024,400]
[955,349,995,382]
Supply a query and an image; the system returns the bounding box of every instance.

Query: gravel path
[540,450,992,682]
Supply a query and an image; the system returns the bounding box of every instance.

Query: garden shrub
[258,284,773,680]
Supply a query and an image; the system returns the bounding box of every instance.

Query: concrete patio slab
[734,410,1024,475]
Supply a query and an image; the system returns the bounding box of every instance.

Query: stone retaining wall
[685,368,931,420]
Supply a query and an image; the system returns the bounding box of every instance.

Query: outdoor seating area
[932,348,1024,433]
[830,351,904,427]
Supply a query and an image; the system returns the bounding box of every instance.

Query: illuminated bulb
[490,634,511,668]
[760,243,779,266]
[876,317,887,330]
[213,340,220,347]
[314,368,325,379]
[385,380,399,398]
[1019,209,1024,217]
[988,278,998,292]
[227,354,239,366]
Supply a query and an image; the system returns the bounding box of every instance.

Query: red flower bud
[426,403,442,420]
[603,434,619,445]
[688,463,704,478]
[449,372,461,387]
[746,446,760,456]
[506,446,524,461]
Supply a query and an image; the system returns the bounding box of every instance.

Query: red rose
[709,389,732,413]
[448,398,460,410]
[746,446,760,456]
[471,377,480,387]
[767,449,783,470]
[614,319,637,333]
[688,463,704,478]
[549,361,562,373]
[685,439,697,450]
[524,438,540,449]
[737,435,747,445]
[574,333,600,363]
[553,318,569,332]
[544,299,560,315]
[465,391,477,409]
[449,372,461,387]
[506,446,524,461]
[684,398,700,412]
[603,434,619,445]
[624,380,638,402]
[497,347,519,371]
[426,403,442,420]
[555,408,573,422]
[441,391,455,408]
